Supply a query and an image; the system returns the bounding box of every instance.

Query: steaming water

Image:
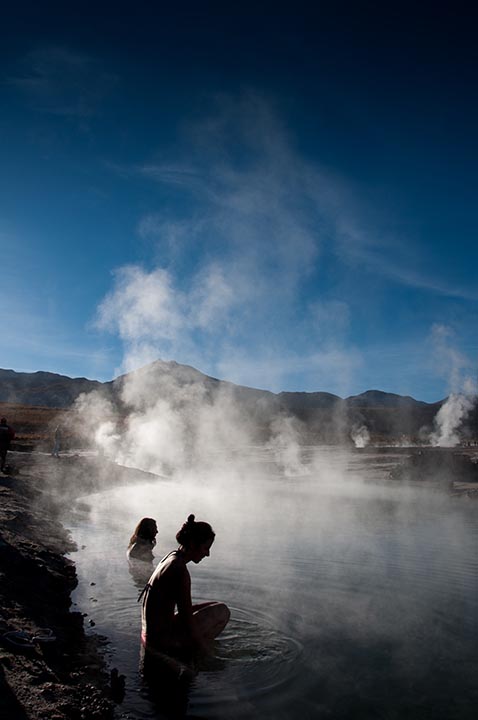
[67,447,478,719]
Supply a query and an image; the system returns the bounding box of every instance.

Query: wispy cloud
[428,323,474,392]
[136,215,204,265]
[136,95,327,282]
[139,164,205,189]
[215,346,363,394]
[96,97,373,387]
[336,218,478,301]
[6,46,118,119]
[98,94,472,391]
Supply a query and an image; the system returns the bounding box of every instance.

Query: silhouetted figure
[127,517,158,562]
[0,418,15,472]
[140,514,230,658]
[51,426,62,457]
[139,514,230,719]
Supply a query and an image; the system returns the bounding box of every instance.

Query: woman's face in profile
[191,538,214,564]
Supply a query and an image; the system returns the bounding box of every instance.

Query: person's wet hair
[129,517,158,546]
[176,514,215,548]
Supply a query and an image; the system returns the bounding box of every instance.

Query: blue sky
[1,1,477,401]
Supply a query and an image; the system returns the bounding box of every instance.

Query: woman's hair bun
[176,513,215,547]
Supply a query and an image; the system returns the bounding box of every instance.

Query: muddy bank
[0,452,156,720]
[387,446,478,497]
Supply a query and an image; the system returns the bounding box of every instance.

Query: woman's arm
[176,568,208,652]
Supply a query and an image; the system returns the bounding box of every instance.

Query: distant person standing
[51,426,62,458]
[0,417,15,472]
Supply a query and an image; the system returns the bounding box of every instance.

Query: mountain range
[0,361,476,443]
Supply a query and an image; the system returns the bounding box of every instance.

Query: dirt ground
[0,452,138,720]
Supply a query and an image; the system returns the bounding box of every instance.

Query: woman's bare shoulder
[156,551,187,577]
[149,554,187,596]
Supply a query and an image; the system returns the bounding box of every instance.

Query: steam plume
[351,424,370,448]
[430,391,475,447]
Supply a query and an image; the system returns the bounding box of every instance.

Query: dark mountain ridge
[0,363,438,408]
[0,361,475,443]
[0,369,106,408]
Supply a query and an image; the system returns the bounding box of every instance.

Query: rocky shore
[0,453,138,720]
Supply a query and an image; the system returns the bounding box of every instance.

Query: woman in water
[127,518,158,562]
[141,514,230,656]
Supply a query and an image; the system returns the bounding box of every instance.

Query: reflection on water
[140,646,196,719]
[128,558,154,593]
[68,447,478,719]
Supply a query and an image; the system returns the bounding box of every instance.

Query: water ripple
[191,606,303,710]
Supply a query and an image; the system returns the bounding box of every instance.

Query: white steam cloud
[86,103,477,464]
[73,361,308,479]
[97,94,364,396]
[351,424,370,448]
[427,325,476,446]
[430,393,474,447]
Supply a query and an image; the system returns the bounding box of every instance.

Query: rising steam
[427,326,476,447]
[430,391,475,447]
[72,363,308,478]
[351,424,370,448]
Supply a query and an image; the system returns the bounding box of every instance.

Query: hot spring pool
[67,447,478,719]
